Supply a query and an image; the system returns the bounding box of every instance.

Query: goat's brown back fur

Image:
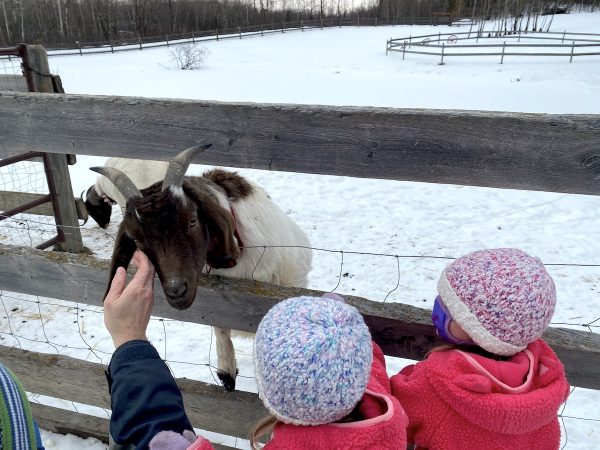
[203,168,254,200]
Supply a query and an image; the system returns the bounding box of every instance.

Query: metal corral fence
[36,16,453,57]
[387,30,600,64]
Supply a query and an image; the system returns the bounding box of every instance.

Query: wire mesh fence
[0,159,59,249]
[0,211,599,447]
[0,46,28,91]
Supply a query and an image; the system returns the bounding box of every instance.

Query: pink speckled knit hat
[438,248,556,356]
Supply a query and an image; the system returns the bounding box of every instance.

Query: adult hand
[104,250,156,349]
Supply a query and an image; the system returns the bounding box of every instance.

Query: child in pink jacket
[251,294,408,449]
[150,294,408,450]
[391,248,570,450]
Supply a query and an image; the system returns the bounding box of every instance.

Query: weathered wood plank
[0,244,599,389]
[1,344,267,440]
[0,190,87,220]
[22,46,54,93]
[0,75,28,92]
[30,403,239,449]
[43,153,84,253]
[31,403,109,443]
[1,92,599,195]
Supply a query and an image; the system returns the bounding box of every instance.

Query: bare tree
[169,43,208,70]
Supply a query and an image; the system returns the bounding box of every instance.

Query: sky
[1,10,599,449]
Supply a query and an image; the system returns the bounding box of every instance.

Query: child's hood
[427,339,569,435]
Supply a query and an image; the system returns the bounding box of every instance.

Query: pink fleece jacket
[262,342,408,449]
[390,339,570,450]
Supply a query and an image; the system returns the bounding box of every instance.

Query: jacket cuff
[107,340,160,381]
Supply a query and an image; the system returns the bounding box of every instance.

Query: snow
[1,11,599,449]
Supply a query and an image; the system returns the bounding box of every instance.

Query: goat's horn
[162,144,212,191]
[89,167,143,202]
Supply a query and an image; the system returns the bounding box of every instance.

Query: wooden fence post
[500,41,506,64]
[24,45,84,254]
[570,41,575,63]
[22,45,54,94]
[43,153,84,253]
[439,43,445,65]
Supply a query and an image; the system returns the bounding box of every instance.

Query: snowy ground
[1,10,599,449]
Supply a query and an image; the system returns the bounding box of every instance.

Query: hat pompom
[438,248,556,356]
[254,296,372,426]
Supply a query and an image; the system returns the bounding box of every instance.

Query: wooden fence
[1,66,600,445]
[40,16,453,56]
[0,45,84,252]
[387,30,600,64]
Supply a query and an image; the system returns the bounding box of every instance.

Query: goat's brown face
[125,185,208,310]
[118,181,240,310]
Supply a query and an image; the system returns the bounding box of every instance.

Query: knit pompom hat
[438,248,556,356]
[254,296,373,426]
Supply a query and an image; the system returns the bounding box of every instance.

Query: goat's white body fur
[207,180,312,386]
[207,181,312,287]
[94,158,169,207]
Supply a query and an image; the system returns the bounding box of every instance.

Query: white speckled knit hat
[254,296,373,426]
[438,248,556,356]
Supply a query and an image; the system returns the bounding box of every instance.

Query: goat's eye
[190,218,197,227]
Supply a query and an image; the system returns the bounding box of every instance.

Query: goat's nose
[165,278,187,299]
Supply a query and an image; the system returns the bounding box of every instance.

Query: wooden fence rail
[0,243,599,444]
[1,244,599,390]
[1,92,600,195]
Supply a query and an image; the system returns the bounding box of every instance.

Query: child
[250,295,408,449]
[391,248,570,450]
[146,293,407,450]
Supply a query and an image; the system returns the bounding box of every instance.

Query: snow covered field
[1,10,599,449]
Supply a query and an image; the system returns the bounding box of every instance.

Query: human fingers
[131,250,155,287]
[104,267,127,303]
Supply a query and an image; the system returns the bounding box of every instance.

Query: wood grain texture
[1,92,599,194]
[0,191,87,219]
[44,153,84,252]
[23,46,54,93]
[30,403,239,449]
[0,75,28,92]
[30,403,110,443]
[0,244,598,389]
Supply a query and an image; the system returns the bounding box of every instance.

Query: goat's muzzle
[164,278,192,309]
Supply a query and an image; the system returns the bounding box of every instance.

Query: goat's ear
[104,223,137,301]
[184,183,240,268]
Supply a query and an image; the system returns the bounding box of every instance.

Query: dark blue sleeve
[107,340,193,449]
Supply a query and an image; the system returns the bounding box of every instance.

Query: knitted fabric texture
[0,363,38,450]
[254,296,373,426]
[438,248,556,356]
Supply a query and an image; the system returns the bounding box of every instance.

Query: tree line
[1,0,598,47]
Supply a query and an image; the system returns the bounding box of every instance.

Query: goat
[91,145,312,391]
[84,158,169,228]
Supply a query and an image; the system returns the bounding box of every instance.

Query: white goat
[84,158,169,228]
